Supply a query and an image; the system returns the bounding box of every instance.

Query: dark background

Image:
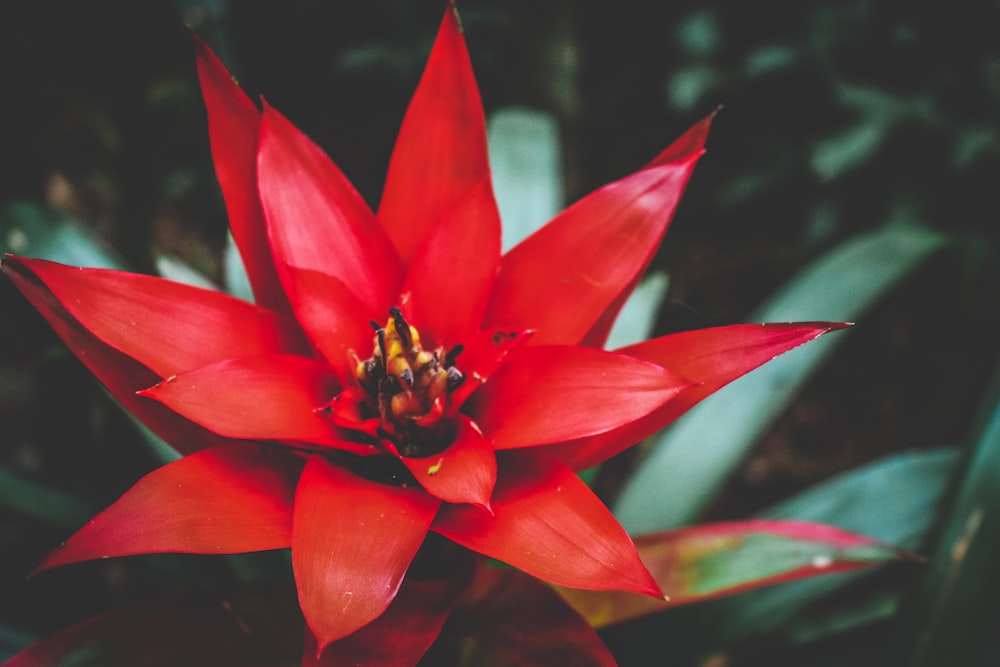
[1,0,998,663]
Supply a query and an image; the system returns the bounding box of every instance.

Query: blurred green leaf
[0,626,35,664]
[155,254,219,291]
[605,272,670,351]
[887,363,1000,666]
[487,107,563,253]
[223,231,255,303]
[1,202,125,269]
[614,223,950,534]
[0,466,96,530]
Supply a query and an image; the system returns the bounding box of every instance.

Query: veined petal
[2,256,241,455]
[447,567,617,667]
[465,345,693,449]
[378,3,492,265]
[396,414,497,507]
[541,322,850,470]
[303,554,474,667]
[293,455,440,654]
[7,256,306,378]
[580,112,717,348]
[401,178,501,348]
[193,35,290,314]
[433,452,660,597]
[139,355,362,450]
[484,153,702,346]
[257,101,402,307]
[36,443,301,572]
[282,265,382,384]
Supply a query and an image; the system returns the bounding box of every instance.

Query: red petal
[378,4,492,266]
[465,345,692,449]
[2,256,240,455]
[281,265,381,384]
[447,567,617,667]
[193,35,290,314]
[433,452,660,597]
[580,112,717,348]
[484,154,702,346]
[304,552,475,667]
[36,443,301,572]
[257,101,402,308]
[10,256,306,378]
[293,455,440,653]
[397,414,497,507]
[400,178,501,348]
[139,355,362,450]
[541,322,849,470]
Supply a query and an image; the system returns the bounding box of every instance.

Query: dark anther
[381,374,401,394]
[444,344,464,367]
[399,367,414,387]
[369,320,381,331]
[390,307,412,348]
[376,327,387,360]
[446,367,465,390]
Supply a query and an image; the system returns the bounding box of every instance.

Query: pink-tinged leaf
[138,355,365,451]
[556,519,911,628]
[378,3,493,266]
[281,265,381,384]
[257,101,402,308]
[293,455,440,654]
[193,35,291,315]
[303,557,475,667]
[9,256,307,378]
[580,112,717,348]
[541,322,850,471]
[433,452,661,597]
[2,256,240,455]
[4,584,304,667]
[396,414,497,507]
[465,345,693,449]
[444,567,617,667]
[35,443,302,572]
[400,178,501,348]
[485,154,702,346]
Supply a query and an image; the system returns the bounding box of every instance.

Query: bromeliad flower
[2,4,845,664]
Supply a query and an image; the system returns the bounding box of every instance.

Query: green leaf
[604,272,670,351]
[487,107,563,253]
[0,466,96,530]
[614,223,950,534]
[557,519,907,629]
[886,364,1000,666]
[1,202,125,269]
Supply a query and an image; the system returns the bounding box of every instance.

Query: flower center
[355,307,464,457]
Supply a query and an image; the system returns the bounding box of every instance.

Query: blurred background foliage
[1,0,998,665]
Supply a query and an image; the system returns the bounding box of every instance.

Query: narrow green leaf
[155,254,219,291]
[557,519,906,628]
[887,364,1000,667]
[0,466,95,530]
[614,223,949,533]
[604,272,670,351]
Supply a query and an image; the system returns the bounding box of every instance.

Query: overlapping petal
[138,354,365,451]
[465,344,693,449]
[485,147,703,346]
[7,256,305,378]
[257,101,402,309]
[2,256,238,455]
[395,414,496,508]
[36,443,302,572]
[193,34,290,315]
[539,322,849,470]
[378,3,493,265]
[433,452,661,597]
[293,456,440,653]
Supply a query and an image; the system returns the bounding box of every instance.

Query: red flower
[2,5,845,664]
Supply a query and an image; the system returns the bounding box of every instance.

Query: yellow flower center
[355,307,464,457]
